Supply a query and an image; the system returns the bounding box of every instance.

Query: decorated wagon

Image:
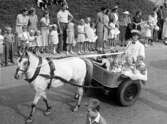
[83,51,147,106]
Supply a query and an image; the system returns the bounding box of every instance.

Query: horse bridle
[16,55,30,75]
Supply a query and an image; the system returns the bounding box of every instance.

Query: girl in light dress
[49,24,59,54]
[28,29,37,53]
[66,20,75,54]
[89,22,98,51]
[108,19,120,47]
[35,30,43,54]
[143,21,152,47]
[77,19,86,54]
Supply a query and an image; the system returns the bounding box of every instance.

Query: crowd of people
[1,1,167,66]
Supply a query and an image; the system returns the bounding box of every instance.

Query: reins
[39,74,104,89]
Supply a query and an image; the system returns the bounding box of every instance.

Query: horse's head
[14,50,30,80]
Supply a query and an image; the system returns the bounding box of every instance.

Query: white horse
[14,51,87,122]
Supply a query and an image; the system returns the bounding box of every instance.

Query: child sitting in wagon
[135,56,147,75]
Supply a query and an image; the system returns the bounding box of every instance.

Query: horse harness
[25,56,104,89]
[25,56,43,83]
[24,56,55,89]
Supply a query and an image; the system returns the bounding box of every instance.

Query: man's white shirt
[126,40,145,61]
[57,10,72,23]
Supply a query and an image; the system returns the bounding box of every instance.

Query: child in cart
[135,56,146,75]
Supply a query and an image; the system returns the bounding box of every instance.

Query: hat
[131,30,141,36]
[123,11,130,15]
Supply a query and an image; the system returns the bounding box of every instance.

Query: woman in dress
[16,8,29,35]
[103,9,110,49]
[15,8,29,54]
[28,7,38,31]
[40,11,50,52]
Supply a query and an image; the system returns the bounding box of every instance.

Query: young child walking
[77,19,85,54]
[66,20,75,55]
[49,24,59,54]
[86,99,108,124]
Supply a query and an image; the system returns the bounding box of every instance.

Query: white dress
[29,35,37,47]
[66,22,75,44]
[108,23,120,39]
[143,23,152,38]
[77,25,85,43]
[49,30,59,45]
[36,35,42,47]
[108,23,116,39]
[16,14,29,35]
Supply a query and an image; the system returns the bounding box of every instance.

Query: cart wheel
[117,80,141,106]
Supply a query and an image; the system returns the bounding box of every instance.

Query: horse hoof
[74,94,79,100]
[44,108,52,116]
[25,117,33,123]
[72,107,78,112]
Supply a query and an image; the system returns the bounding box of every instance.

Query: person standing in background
[132,11,143,31]
[109,6,119,46]
[96,7,106,53]
[161,1,167,41]
[119,11,131,46]
[40,11,50,52]
[15,8,29,55]
[57,4,73,53]
[157,6,164,41]
[103,9,110,49]
[28,7,38,31]
[16,8,29,35]
[4,27,15,66]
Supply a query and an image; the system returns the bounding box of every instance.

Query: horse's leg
[26,92,41,123]
[73,87,84,112]
[42,92,52,115]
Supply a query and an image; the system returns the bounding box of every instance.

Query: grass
[0,0,155,31]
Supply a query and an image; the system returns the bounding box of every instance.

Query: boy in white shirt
[86,99,107,124]
[126,30,145,62]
